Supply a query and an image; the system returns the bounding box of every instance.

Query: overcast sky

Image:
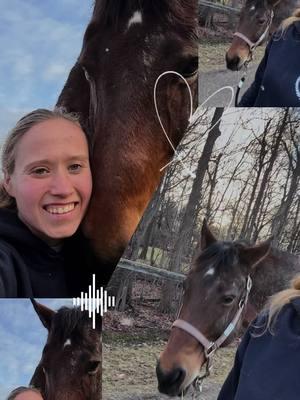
[0,0,93,140]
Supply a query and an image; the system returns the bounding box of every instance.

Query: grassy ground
[102,325,237,399]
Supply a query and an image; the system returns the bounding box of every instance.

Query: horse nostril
[226,54,241,71]
[156,363,186,395]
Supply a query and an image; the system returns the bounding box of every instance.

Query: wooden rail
[116,258,185,283]
[199,0,240,15]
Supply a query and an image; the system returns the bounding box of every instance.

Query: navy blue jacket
[0,208,99,297]
[239,22,300,106]
[217,298,300,400]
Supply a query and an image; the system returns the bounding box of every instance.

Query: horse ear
[31,298,55,331]
[201,219,217,250]
[239,238,272,269]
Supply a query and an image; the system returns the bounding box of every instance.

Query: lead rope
[154,72,234,179]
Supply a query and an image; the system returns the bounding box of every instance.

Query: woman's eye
[31,167,49,175]
[68,164,82,172]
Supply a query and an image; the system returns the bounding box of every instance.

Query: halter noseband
[172,275,252,390]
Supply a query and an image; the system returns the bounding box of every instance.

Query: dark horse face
[57,0,198,275]
[226,0,277,70]
[157,221,271,396]
[30,300,102,400]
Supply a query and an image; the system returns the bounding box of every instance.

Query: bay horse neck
[57,0,198,274]
[30,306,102,400]
[248,246,300,314]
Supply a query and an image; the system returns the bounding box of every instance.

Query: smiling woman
[0,108,93,298]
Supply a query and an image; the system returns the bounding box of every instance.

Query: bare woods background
[108,107,300,313]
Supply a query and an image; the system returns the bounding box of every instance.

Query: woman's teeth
[45,203,76,214]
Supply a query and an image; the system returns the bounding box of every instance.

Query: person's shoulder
[0,240,20,297]
[0,238,34,298]
[255,300,300,338]
[272,22,300,42]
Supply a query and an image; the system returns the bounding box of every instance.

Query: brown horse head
[30,300,102,400]
[57,0,198,276]
[156,221,271,396]
[226,0,277,70]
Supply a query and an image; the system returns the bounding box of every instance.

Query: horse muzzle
[156,361,189,396]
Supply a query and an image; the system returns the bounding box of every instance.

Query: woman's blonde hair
[265,274,300,333]
[0,108,81,209]
[281,8,300,31]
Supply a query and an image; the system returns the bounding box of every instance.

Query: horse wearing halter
[172,275,253,393]
[233,1,281,105]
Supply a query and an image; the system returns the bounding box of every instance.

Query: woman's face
[5,118,92,245]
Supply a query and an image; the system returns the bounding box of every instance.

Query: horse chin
[179,372,202,397]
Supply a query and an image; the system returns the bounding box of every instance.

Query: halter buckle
[204,342,218,358]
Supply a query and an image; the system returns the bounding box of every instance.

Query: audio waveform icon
[73,274,115,329]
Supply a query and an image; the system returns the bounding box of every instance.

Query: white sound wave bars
[73,274,115,329]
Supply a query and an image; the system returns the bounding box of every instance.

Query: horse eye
[87,360,100,375]
[257,17,267,25]
[222,295,236,305]
[178,56,198,79]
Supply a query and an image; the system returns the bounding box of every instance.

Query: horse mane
[49,307,92,343]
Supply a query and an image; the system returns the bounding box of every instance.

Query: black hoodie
[0,208,92,297]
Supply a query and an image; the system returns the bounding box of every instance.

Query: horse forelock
[49,307,93,345]
[196,241,245,274]
[91,0,197,30]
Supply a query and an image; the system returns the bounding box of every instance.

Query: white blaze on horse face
[63,338,72,348]
[127,11,142,29]
[204,267,215,278]
[250,5,256,11]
